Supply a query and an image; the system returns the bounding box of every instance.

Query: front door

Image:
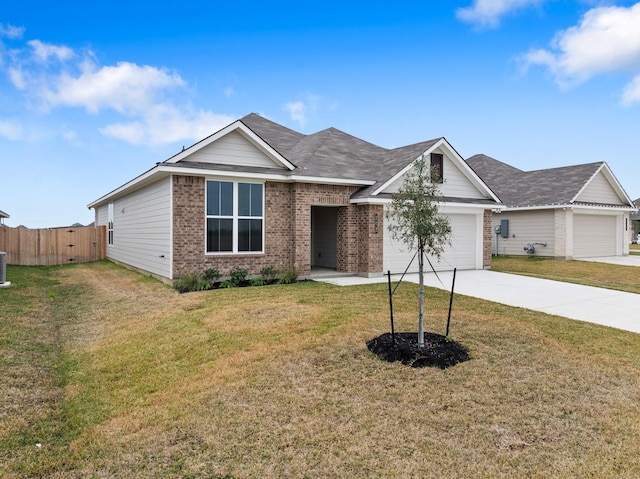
[311,206,337,269]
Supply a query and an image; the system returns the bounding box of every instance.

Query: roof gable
[573,162,635,207]
[370,139,500,203]
[179,130,288,169]
[164,118,296,170]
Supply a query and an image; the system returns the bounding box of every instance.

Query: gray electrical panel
[500,219,509,238]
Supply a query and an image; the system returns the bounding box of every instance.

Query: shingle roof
[466,154,607,207]
[239,113,441,183]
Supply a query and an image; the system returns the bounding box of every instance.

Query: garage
[384,213,478,273]
[573,214,617,258]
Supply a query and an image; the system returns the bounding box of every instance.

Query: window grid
[206,180,264,254]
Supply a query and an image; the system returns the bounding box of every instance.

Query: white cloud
[100,105,233,146]
[28,40,74,62]
[44,61,185,114]
[284,94,321,126]
[521,3,640,103]
[0,119,23,140]
[0,24,24,39]
[456,0,544,28]
[284,101,306,125]
[1,36,236,145]
[622,75,640,106]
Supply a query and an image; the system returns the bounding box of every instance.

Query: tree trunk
[418,244,425,347]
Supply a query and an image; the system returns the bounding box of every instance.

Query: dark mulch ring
[367,332,470,369]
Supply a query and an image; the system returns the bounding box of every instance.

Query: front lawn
[2,261,640,478]
[492,255,640,294]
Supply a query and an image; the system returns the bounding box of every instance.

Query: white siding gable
[576,171,624,204]
[382,147,487,198]
[180,131,286,169]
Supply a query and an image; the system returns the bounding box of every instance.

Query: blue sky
[1,0,639,227]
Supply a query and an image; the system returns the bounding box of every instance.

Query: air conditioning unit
[0,252,9,287]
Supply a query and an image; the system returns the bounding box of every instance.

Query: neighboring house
[632,198,640,242]
[466,154,636,258]
[0,210,9,225]
[88,113,501,282]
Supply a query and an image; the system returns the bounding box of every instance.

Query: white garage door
[573,214,617,258]
[384,214,477,273]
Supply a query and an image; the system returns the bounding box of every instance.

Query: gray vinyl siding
[493,210,555,257]
[576,172,622,204]
[107,177,172,279]
[186,131,280,168]
[95,204,108,227]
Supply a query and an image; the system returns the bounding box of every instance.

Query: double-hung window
[107,203,114,245]
[206,180,264,253]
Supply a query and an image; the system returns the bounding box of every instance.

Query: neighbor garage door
[573,214,617,258]
[384,213,477,273]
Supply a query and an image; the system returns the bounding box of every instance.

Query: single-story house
[88,114,502,282]
[0,210,9,225]
[466,154,636,258]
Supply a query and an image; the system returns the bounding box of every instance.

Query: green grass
[491,255,640,294]
[2,261,640,477]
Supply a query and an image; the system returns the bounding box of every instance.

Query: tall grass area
[2,261,640,478]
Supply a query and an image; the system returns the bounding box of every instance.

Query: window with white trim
[206,180,264,253]
[107,203,114,245]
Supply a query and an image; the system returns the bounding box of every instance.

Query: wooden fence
[0,225,106,265]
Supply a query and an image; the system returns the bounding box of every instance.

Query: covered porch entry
[311,206,338,272]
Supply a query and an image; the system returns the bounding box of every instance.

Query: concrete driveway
[317,269,640,334]
[576,255,640,267]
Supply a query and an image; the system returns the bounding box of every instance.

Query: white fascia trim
[288,175,375,186]
[571,204,638,213]
[503,203,636,213]
[164,120,296,170]
[370,138,501,203]
[88,164,376,209]
[351,197,503,211]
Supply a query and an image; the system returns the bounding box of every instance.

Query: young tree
[385,155,452,347]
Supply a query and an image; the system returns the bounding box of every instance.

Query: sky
[1,0,639,227]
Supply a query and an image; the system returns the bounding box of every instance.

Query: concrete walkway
[316,269,640,334]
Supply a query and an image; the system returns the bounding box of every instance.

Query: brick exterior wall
[172,176,382,278]
[483,209,493,268]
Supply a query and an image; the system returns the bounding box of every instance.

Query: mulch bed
[367,332,470,369]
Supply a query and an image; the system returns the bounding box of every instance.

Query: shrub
[220,280,235,288]
[260,266,278,282]
[229,268,249,287]
[250,277,266,287]
[202,268,221,284]
[174,273,210,293]
[278,267,299,284]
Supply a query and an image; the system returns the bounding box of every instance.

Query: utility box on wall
[500,219,509,238]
